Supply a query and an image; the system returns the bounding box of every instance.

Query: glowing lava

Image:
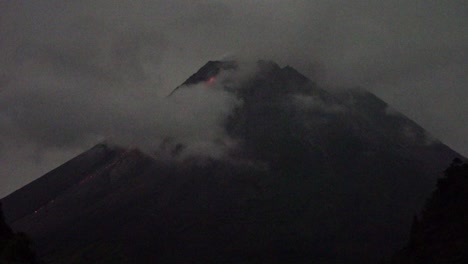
[207,76,216,84]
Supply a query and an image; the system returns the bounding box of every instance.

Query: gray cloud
[1,0,467,197]
[293,94,346,114]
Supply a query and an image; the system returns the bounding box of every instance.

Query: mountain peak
[170,59,315,96]
[182,60,238,86]
[1,59,464,263]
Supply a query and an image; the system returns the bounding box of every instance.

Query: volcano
[1,60,463,263]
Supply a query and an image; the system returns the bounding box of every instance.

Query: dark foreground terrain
[1,202,40,264]
[392,159,468,263]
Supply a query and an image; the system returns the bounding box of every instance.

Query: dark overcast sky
[0,0,467,197]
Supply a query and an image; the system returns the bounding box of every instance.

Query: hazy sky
[0,0,467,197]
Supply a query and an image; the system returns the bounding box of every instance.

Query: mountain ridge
[1,60,464,263]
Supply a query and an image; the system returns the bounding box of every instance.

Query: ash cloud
[0,0,467,196]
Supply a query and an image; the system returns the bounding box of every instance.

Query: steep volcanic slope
[1,144,126,224]
[1,61,464,263]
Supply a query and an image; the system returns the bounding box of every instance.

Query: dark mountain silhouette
[1,60,464,263]
[1,202,40,264]
[392,159,468,263]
